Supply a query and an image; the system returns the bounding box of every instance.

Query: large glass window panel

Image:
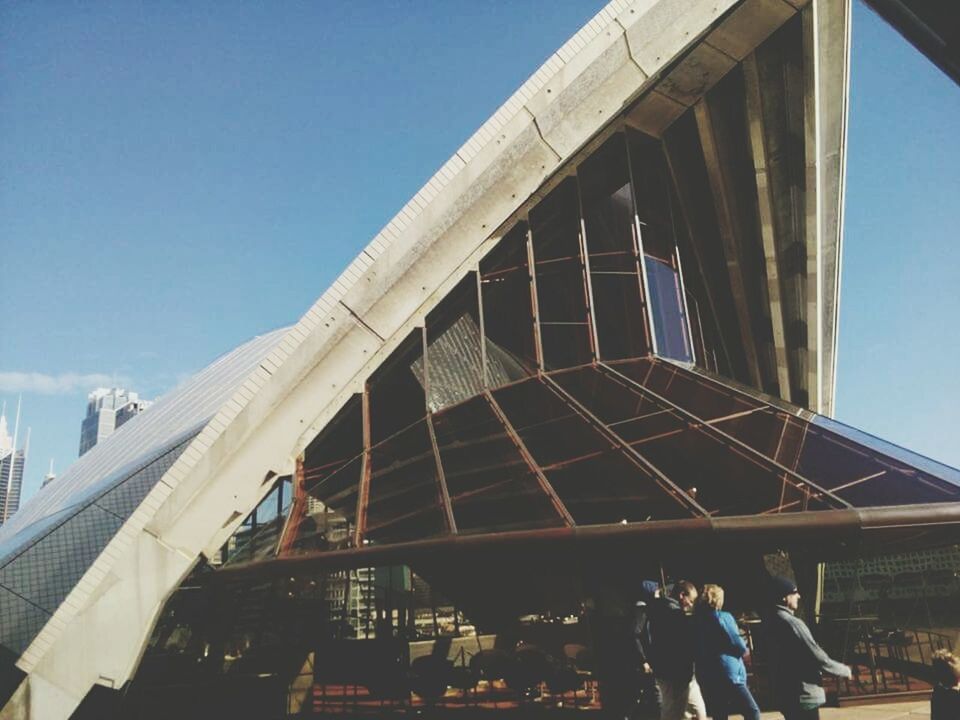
[365,419,447,544]
[529,178,593,369]
[565,364,832,515]
[493,378,692,524]
[431,395,564,533]
[294,395,364,553]
[366,332,448,543]
[578,133,651,360]
[223,477,293,565]
[628,129,694,363]
[480,223,538,379]
[552,365,687,446]
[628,362,960,508]
[646,257,693,361]
[420,273,483,411]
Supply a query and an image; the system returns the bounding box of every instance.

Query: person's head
[770,575,800,612]
[671,580,698,612]
[702,584,724,611]
[932,649,960,688]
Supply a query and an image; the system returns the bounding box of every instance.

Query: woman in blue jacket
[693,584,760,720]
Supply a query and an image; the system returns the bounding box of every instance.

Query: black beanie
[770,575,798,600]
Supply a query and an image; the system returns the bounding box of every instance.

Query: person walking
[764,576,851,720]
[646,580,707,720]
[692,584,760,720]
[930,648,960,719]
[634,580,663,718]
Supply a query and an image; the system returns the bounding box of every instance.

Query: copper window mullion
[276,455,306,556]
[526,228,545,371]
[598,361,852,510]
[427,411,458,535]
[476,268,489,389]
[352,385,372,548]
[624,130,656,355]
[538,373,707,517]
[483,390,574,527]
[576,178,600,360]
[665,161,697,363]
[422,324,457,534]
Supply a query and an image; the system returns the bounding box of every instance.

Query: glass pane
[224,477,294,565]
[421,273,483,411]
[530,178,593,369]
[579,133,651,361]
[295,395,364,553]
[480,222,538,380]
[432,395,564,533]
[645,256,692,362]
[366,419,447,544]
[493,378,692,524]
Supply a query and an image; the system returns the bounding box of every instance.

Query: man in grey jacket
[764,576,851,720]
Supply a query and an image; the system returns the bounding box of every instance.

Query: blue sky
[0,1,957,507]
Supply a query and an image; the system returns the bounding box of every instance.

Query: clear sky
[0,1,957,508]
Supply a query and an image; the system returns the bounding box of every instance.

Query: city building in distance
[0,1,958,718]
[78,388,152,457]
[0,401,28,527]
[40,461,56,490]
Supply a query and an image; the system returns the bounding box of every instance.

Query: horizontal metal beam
[211,502,960,582]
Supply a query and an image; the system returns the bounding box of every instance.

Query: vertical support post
[353,385,371,547]
[277,455,306,555]
[694,98,763,388]
[576,182,601,360]
[476,268,488,388]
[624,133,659,357]
[423,324,457,534]
[526,228,545,372]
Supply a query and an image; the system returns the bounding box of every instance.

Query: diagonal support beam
[597,360,851,511]
[483,390,575,527]
[694,99,764,389]
[539,374,708,518]
[743,53,794,403]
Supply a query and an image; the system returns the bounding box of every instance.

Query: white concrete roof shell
[1,1,848,717]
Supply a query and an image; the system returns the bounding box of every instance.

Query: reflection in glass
[480,223,538,377]
[493,377,692,524]
[578,133,650,360]
[529,178,593,369]
[432,395,564,533]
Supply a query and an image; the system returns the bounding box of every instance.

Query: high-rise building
[0,400,28,526]
[78,388,152,456]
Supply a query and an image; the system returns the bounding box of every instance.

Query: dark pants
[782,707,820,720]
[709,682,760,720]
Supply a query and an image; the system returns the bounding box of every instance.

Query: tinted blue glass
[645,256,692,362]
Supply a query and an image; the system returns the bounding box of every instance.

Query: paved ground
[759,701,930,718]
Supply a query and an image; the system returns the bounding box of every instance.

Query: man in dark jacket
[634,580,662,717]
[764,576,851,719]
[646,580,706,720]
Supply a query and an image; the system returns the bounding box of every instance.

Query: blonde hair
[702,584,724,610]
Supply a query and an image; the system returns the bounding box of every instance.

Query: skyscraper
[0,399,28,526]
[78,388,152,456]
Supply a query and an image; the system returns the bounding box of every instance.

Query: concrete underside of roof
[1,0,870,718]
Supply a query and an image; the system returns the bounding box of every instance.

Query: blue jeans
[710,682,760,720]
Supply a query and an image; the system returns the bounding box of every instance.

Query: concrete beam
[743,53,794,402]
[694,99,765,389]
